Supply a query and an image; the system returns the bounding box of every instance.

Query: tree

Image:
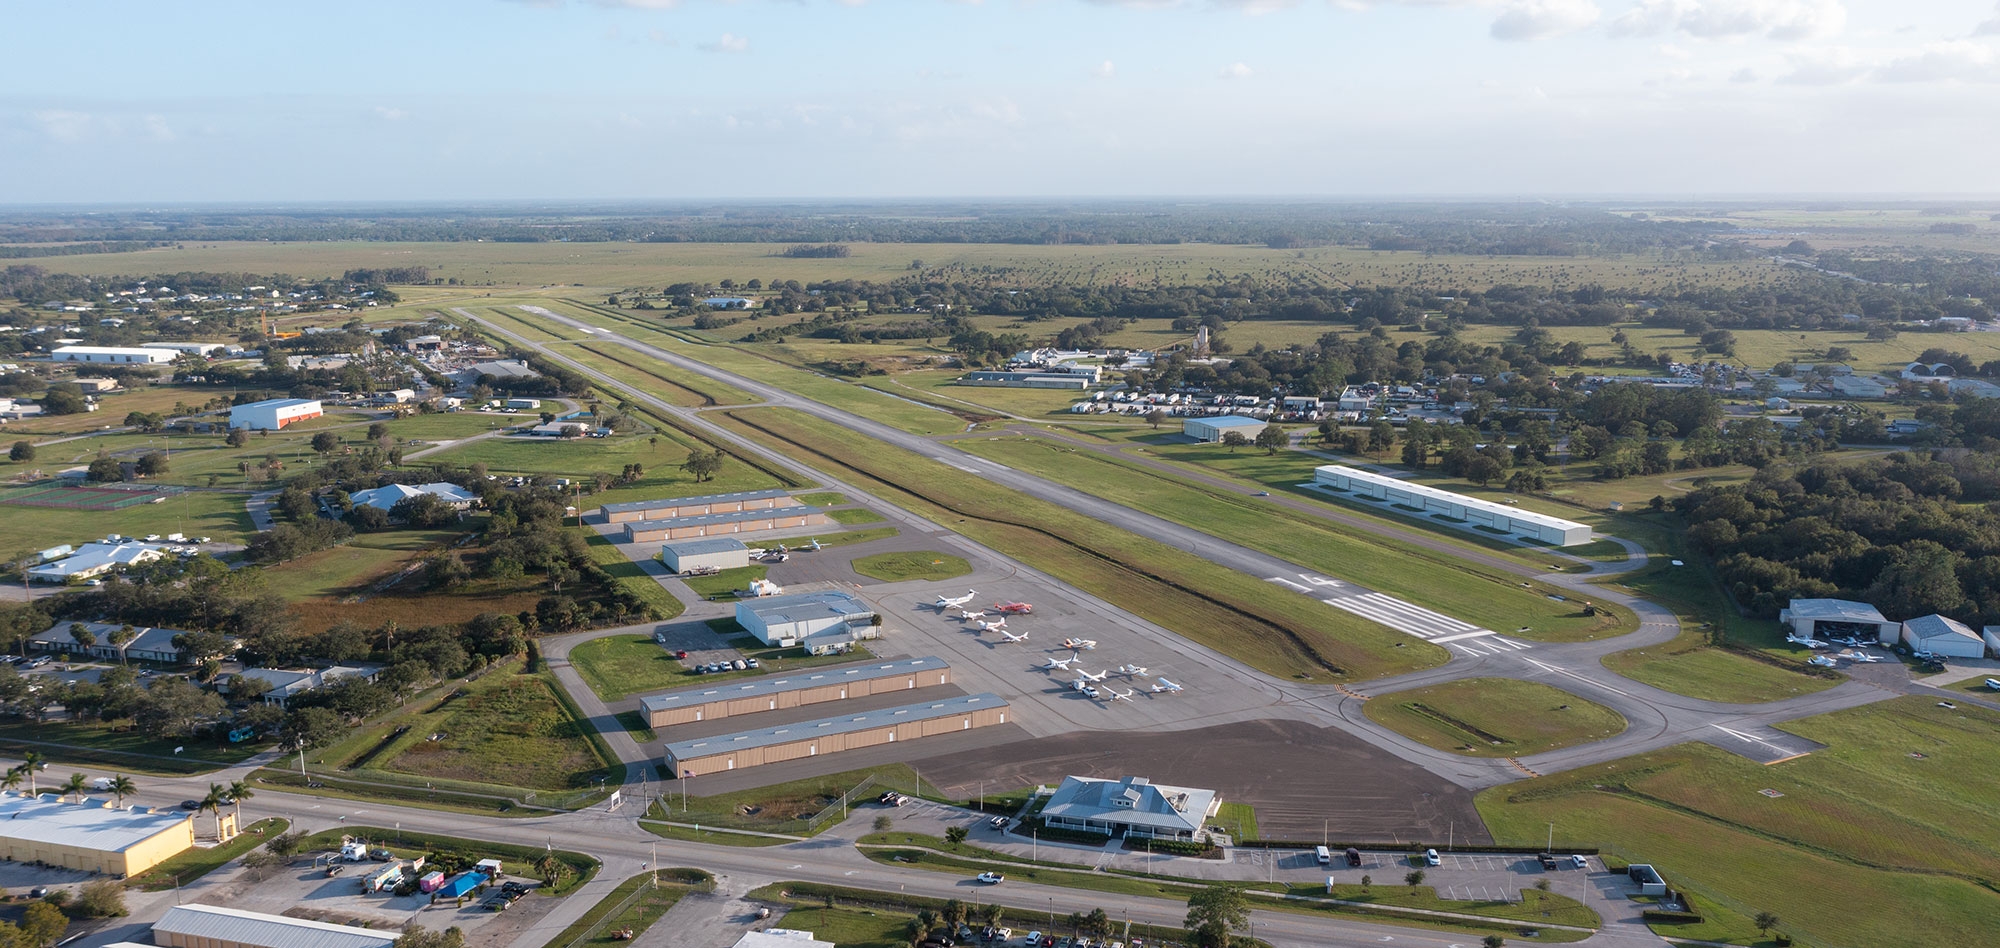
[0,767,21,795]
[72,878,127,918]
[680,449,725,483]
[1146,409,1167,429]
[226,427,249,448]
[58,773,87,803]
[136,451,169,476]
[1405,870,1426,888]
[86,458,124,483]
[20,900,65,947]
[200,783,227,839]
[1220,431,1250,452]
[135,677,225,740]
[533,854,575,889]
[108,774,135,807]
[874,815,894,831]
[228,779,254,825]
[70,624,96,650]
[944,825,969,847]
[1482,936,1506,948]
[367,422,390,442]
[941,899,969,935]
[1184,885,1248,948]
[1755,912,1780,937]
[394,925,467,948]
[1254,425,1288,455]
[311,431,340,455]
[267,830,306,859]
[281,706,347,751]
[1464,455,1504,487]
[20,751,43,796]
[108,624,137,663]
[1359,874,1371,891]
[9,441,33,463]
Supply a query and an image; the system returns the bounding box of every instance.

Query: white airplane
[1043,655,1079,671]
[1842,651,1882,663]
[1785,634,1831,649]
[1105,687,1136,703]
[1115,664,1149,678]
[1076,668,1109,683]
[934,590,977,611]
[804,538,822,552]
[1985,678,2000,690]
[1808,655,1838,667]
[745,548,767,557]
[997,630,1029,644]
[957,609,989,621]
[1151,677,1184,694]
[975,618,1009,633]
[1061,638,1098,651]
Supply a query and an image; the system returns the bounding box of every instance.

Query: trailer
[417,871,446,893]
[363,863,404,893]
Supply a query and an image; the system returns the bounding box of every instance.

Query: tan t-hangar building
[622,506,830,544]
[665,692,1011,777]
[639,657,953,729]
[0,792,195,878]
[601,489,800,524]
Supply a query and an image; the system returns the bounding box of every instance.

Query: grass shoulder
[542,870,713,948]
[851,550,972,582]
[129,818,289,891]
[1364,678,1627,758]
[638,821,795,847]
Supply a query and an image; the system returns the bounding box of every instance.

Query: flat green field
[850,550,971,582]
[554,339,761,407]
[648,762,935,833]
[1479,696,2000,948]
[957,436,1629,642]
[581,531,686,620]
[543,872,697,947]
[568,630,867,701]
[0,717,264,775]
[0,488,254,553]
[383,668,615,792]
[424,429,784,508]
[680,564,767,600]
[776,907,910,948]
[1365,678,1627,758]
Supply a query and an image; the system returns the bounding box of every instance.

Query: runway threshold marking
[1709,724,1794,756]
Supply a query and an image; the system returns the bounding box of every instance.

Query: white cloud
[698,32,749,53]
[1489,0,1601,41]
[144,115,175,141]
[1977,2,2000,37]
[1657,42,1692,60]
[375,106,410,121]
[1777,47,1870,84]
[33,110,92,143]
[1730,66,1759,81]
[1610,0,1847,42]
[1218,61,1253,78]
[1875,41,1999,82]
[1093,60,1116,78]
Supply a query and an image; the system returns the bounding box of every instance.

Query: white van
[1315,845,1332,866]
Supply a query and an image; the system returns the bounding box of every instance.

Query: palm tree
[108,775,135,808]
[0,767,22,795]
[200,784,227,840]
[20,751,44,796]
[227,780,253,826]
[58,773,87,803]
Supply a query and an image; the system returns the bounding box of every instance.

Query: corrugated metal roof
[154,904,398,948]
[639,657,949,713]
[660,537,749,557]
[601,489,793,514]
[738,590,870,628]
[623,506,822,532]
[0,792,190,853]
[665,693,1006,760]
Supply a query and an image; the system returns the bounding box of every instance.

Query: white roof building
[1312,465,1592,547]
[153,904,397,948]
[736,591,875,650]
[26,542,164,583]
[731,932,835,948]
[1900,614,1986,658]
[50,345,178,365]
[1780,599,1900,643]
[349,482,479,512]
[1040,775,1220,841]
[228,665,379,706]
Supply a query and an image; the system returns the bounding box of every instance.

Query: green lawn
[567,634,687,701]
[1597,560,1836,703]
[1478,696,2000,948]
[958,436,1629,642]
[0,718,264,775]
[796,492,848,506]
[638,821,794,847]
[850,551,971,582]
[128,819,289,890]
[813,526,900,547]
[1211,802,1259,842]
[380,666,616,792]
[542,872,703,947]
[681,565,768,600]
[776,906,915,948]
[581,530,686,620]
[719,408,1445,684]
[826,507,887,525]
[264,526,468,601]
[645,762,936,834]
[1364,678,1627,758]
[0,489,255,553]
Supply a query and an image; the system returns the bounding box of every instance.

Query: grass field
[638,821,794,846]
[0,488,254,554]
[128,818,288,891]
[850,550,971,582]
[718,407,1445,683]
[542,872,703,947]
[1479,696,2000,948]
[681,564,767,600]
[825,507,886,525]
[380,666,615,792]
[581,530,687,620]
[568,630,869,700]
[776,906,913,948]
[1363,678,1627,758]
[646,762,936,833]
[0,718,264,774]
[556,339,761,407]
[958,435,1630,642]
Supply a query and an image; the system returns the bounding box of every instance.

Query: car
[143,534,161,541]
[976,872,1005,884]
[989,816,1008,829]
[675,650,689,660]
[1538,853,1558,869]
[180,800,201,810]
[28,887,47,898]
[1570,854,1589,869]
[745,658,760,669]
[194,536,211,543]
[1253,491,1270,496]
[325,864,344,877]
[484,899,509,911]
[1024,933,1042,946]
[1424,848,1442,866]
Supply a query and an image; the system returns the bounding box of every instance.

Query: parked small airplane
[1151,677,1184,694]
[1808,655,1838,667]
[1785,634,1831,649]
[974,618,1009,632]
[1043,655,1079,671]
[803,538,822,552]
[957,609,988,621]
[1115,664,1149,678]
[1985,678,2000,690]
[1105,687,1136,702]
[934,590,977,611]
[1842,651,1882,663]
[992,601,1034,615]
[1076,668,1109,682]
[997,630,1029,643]
[1061,638,1098,651]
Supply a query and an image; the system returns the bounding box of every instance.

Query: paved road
[467,305,1901,785]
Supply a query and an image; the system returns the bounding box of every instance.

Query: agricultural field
[717,406,1447,682]
[955,435,1630,641]
[1449,320,2000,380]
[1363,678,1627,757]
[1479,696,2000,948]
[381,665,615,792]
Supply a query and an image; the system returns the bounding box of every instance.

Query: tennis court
[0,483,177,511]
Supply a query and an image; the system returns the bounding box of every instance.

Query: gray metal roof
[661,537,750,557]
[640,657,949,714]
[1903,613,1981,642]
[665,693,1005,760]
[154,904,397,948]
[0,792,191,853]
[1186,415,1265,428]
[625,506,823,532]
[1040,775,1215,834]
[601,489,793,515]
[1784,599,1889,622]
[738,590,870,627]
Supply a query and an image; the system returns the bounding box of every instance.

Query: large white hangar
[1312,464,1592,547]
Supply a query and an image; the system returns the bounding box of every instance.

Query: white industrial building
[1039,775,1219,841]
[737,591,876,650]
[659,537,750,573]
[1900,614,1986,658]
[140,342,228,357]
[228,397,323,430]
[731,931,834,948]
[50,345,178,365]
[1779,599,1900,643]
[152,903,398,948]
[26,542,165,583]
[348,482,479,512]
[1183,415,1267,443]
[1311,465,1593,547]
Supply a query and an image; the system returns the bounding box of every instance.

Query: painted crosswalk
[1269,574,1522,648]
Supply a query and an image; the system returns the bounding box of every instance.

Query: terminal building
[1311,465,1593,547]
[227,397,324,431]
[622,506,829,544]
[151,904,398,948]
[601,489,799,524]
[1039,775,1220,842]
[0,792,195,877]
[640,657,953,728]
[1183,415,1267,443]
[664,693,1010,777]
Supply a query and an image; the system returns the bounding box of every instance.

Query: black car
[179,800,201,810]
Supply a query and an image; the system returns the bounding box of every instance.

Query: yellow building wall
[0,814,193,878]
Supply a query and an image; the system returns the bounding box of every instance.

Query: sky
[3,0,1998,203]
